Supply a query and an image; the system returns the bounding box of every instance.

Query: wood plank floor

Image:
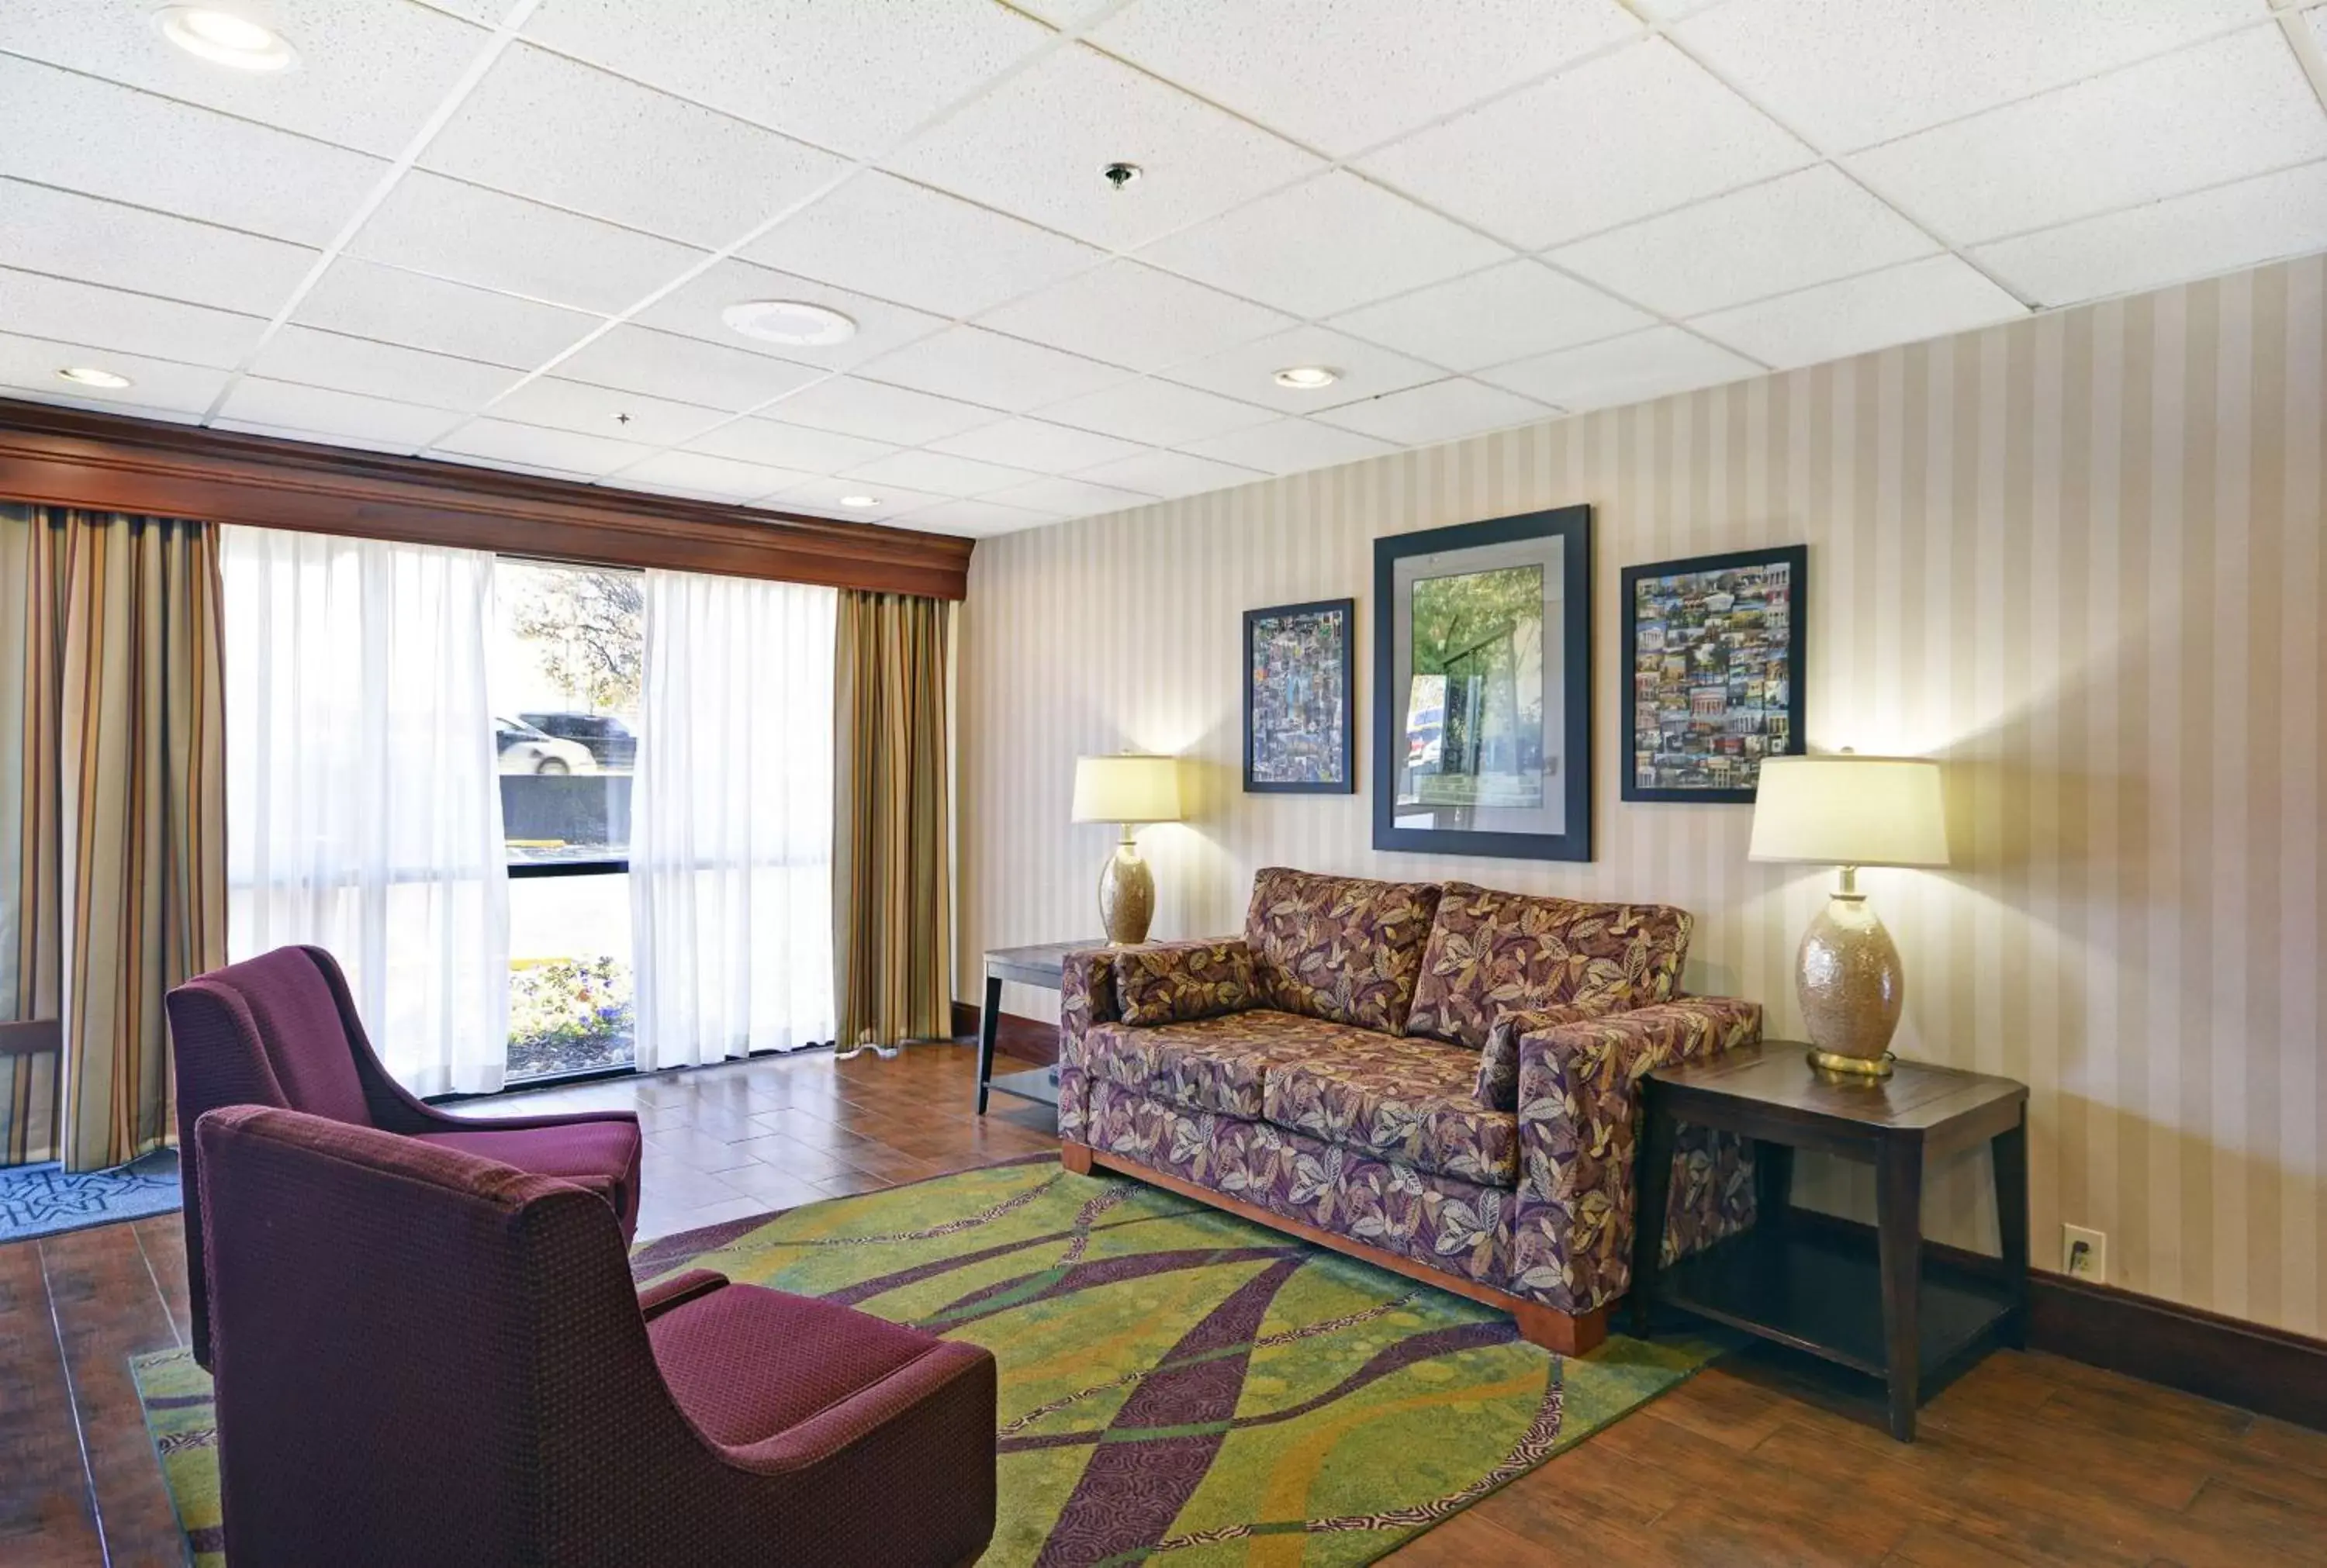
[3,1042,2320,1567]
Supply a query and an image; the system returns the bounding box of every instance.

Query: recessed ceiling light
[155,7,298,72]
[838,495,881,509]
[1273,365,1340,390]
[722,299,858,347]
[57,366,133,389]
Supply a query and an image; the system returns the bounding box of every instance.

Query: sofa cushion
[1405,882,1693,1049]
[1472,999,1624,1111]
[1262,1034,1520,1187]
[1113,939,1260,1026]
[1081,1010,1381,1119]
[1244,867,1444,1034]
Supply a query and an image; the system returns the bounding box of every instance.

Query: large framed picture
[1372,506,1592,861]
[1243,597,1354,793]
[1620,544,1807,803]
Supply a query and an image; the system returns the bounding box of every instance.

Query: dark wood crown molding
[0,397,973,599]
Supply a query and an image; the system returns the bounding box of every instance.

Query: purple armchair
[195,1105,998,1568]
[165,944,643,1369]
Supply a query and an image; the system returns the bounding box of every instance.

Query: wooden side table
[973,941,1102,1114]
[1632,1043,2030,1441]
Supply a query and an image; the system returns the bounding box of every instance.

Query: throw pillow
[1114,940,1260,1026]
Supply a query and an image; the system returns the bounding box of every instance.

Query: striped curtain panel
[832,589,953,1050]
[0,503,226,1171]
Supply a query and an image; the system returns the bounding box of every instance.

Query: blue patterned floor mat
[0,1152,180,1242]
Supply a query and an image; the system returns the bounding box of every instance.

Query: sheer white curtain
[220,527,510,1097]
[631,569,835,1069]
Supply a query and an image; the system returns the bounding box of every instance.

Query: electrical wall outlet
[2062,1224,2107,1284]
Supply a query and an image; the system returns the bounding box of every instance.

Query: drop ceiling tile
[214,378,458,448]
[0,268,266,369]
[1038,378,1278,446]
[1177,416,1399,475]
[1689,255,2026,368]
[295,257,599,364]
[0,57,386,246]
[247,326,524,411]
[1326,260,1654,372]
[744,172,1106,319]
[0,0,492,157]
[430,417,658,477]
[1093,0,1641,157]
[1074,448,1265,499]
[766,478,949,523]
[1973,161,2327,309]
[925,417,1149,472]
[554,325,824,413]
[761,377,1005,444]
[1138,171,1512,317]
[523,0,1048,158]
[981,475,1156,518]
[684,418,899,474]
[838,448,1042,498]
[417,0,503,20]
[422,43,850,247]
[1313,378,1552,444]
[1015,0,1125,25]
[1359,38,1813,250]
[0,181,317,319]
[859,326,1129,413]
[1549,167,1938,319]
[348,173,706,316]
[629,257,946,372]
[600,450,818,503]
[1159,325,1441,413]
[487,378,728,447]
[977,261,1295,374]
[1476,326,1763,409]
[1678,0,2258,154]
[894,498,1063,538]
[0,333,230,419]
[212,420,427,455]
[887,43,1323,250]
[1848,26,2327,244]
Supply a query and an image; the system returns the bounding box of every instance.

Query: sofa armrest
[1474,996,1627,1110]
[1507,997,1762,1313]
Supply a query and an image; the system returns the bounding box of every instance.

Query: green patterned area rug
[134,1155,1724,1566]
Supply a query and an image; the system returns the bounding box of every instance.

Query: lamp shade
[1071,754,1182,824]
[1748,755,1949,869]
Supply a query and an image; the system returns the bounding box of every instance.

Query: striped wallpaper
[957,254,2327,1337]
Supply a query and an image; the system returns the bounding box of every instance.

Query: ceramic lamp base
[1796,889,1903,1076]
[1098,837,1155,946]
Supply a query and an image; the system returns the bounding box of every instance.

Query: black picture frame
[1620,544,1808,804]
[1372,506,1593,862]
[1243,597,1355,793]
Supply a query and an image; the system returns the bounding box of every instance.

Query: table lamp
[1748,752,1949,1076]
[1071,754,1182,945]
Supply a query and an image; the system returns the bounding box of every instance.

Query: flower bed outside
[507,955,634,1081]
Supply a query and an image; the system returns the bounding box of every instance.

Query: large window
[491,561,642,1082]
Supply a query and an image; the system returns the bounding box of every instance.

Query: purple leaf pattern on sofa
[1244,867,1443,1034]
[1510,999,1762,1308]
[1261,1032,1520,1186]
[1406,882,1693,1049]
[1112,939,1260,1025]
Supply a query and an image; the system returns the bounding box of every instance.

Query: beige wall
[957,255,2326,1336]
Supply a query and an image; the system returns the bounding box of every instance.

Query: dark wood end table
[974,941,1102,1114]
[1632,1042,2030,1441]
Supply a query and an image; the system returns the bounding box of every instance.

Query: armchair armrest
[1508,997,1762,1313]
[638,1268,729,1321]
[377,1097,643,1137]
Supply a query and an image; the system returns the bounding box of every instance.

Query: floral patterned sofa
[1056,866,1762,1354]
